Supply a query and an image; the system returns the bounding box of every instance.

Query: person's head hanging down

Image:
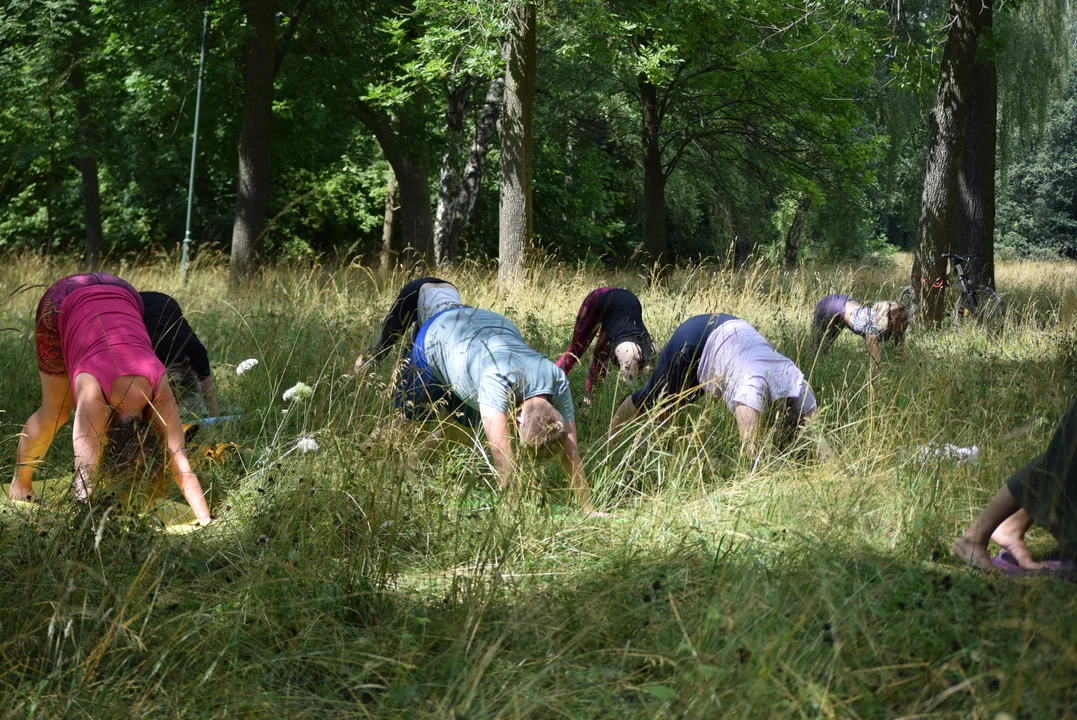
[393,306,595,512]
[140,291,219,416]
[812,294,908,362]
[610,314,816,450]
[354,277,464,373]
[555,287,657,401]
[8,274,213,525]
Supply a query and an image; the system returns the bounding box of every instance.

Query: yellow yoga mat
[7,478,206,533]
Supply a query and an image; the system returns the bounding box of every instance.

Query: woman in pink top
[8,274,213,525]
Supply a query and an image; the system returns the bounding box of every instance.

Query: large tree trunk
[356,102,434,266]
[380,169,397,270]
[953,4,997,290]
[68,67,103,270]
[783,194,812,268]
[497,2,536,291]
[434,76,503,267]
[912,0,982,323]
[639,71,666,268]
[230,0,275,282]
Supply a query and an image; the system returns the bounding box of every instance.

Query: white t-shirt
[423,307,575,422]
[695,319,816,416]
[417,283,464,324]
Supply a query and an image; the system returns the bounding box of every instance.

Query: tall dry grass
[0,253,1075,717]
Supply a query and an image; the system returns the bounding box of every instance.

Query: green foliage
[997,56,1077,259]
[0,0,1074,267]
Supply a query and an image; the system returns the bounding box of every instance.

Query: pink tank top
[57,285,166,400]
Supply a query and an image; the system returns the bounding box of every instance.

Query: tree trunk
[954,4,997,290]
[230,0,275,282]
[639,71,666,268]
[68,66,103,270]
[380,169,397,270]
[355,102,434,266]
[45,99,56,247]
[434,76,503,267]
[912,0,981,323]
[497,2,536,291]
[783,194,812,268]
[395,160,434,266]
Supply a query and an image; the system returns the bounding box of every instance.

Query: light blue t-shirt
[423,307,575,423]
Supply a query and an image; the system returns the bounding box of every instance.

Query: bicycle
[898,254,1005,327]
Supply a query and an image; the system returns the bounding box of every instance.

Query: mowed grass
[0,252,1076,718]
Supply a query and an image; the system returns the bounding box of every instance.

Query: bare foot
[353,354,374,377]
[952,535,997,571]
[991,514,1046,570]
[7,481,34,504]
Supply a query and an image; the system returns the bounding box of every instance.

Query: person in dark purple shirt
[555,287,656,402]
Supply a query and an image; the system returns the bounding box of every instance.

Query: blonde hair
[518,396,567,449]
[872,301,909,342]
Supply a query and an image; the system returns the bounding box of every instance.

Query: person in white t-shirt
[393,306,598,512]
[610,314,816,448]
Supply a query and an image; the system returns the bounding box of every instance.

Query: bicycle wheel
[954,286,1005,328]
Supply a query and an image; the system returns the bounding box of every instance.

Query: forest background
[1,0,1076,285]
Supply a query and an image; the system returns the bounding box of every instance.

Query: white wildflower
[236,358,259,376]
[916,443,980,466]
[295,437,319,453]
[282,381,314,402]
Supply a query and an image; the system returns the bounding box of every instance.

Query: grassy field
[1,253,1076,718]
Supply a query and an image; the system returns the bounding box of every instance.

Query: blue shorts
[393,309,480,429]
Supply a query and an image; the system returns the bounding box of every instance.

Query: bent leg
[10,373,75,501]
[956,486,1038,568]
[556,288,608,374]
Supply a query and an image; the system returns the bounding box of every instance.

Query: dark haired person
[140,291,219,416]
[394,306,597,512]
[954,400,1077,571]
[610,314,816,448]
[7,274,213,525]
[812,295,909,361]
[556,287,657,402]
[353,277,464,373]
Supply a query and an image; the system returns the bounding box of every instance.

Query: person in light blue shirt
[394,306,596,512]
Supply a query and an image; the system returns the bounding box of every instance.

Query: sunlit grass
[0,252,1075,717]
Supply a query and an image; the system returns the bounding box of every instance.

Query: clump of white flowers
[282,381,313,402]
[295,437,319,453]
[236,358,260,376]
[916,443,980,466]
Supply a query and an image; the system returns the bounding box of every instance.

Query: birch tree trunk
[783,194,812,268]
[434,76,503,266]
[380,170,397,270]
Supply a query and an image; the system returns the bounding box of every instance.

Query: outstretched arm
[71,386,112,501]
[556,421,594,511]
[556,289,606,374]
[150,382,213,524]
[479,405,516,494]
[609,395,640,437]
[199,375,220,416]
[865,335,881,363]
